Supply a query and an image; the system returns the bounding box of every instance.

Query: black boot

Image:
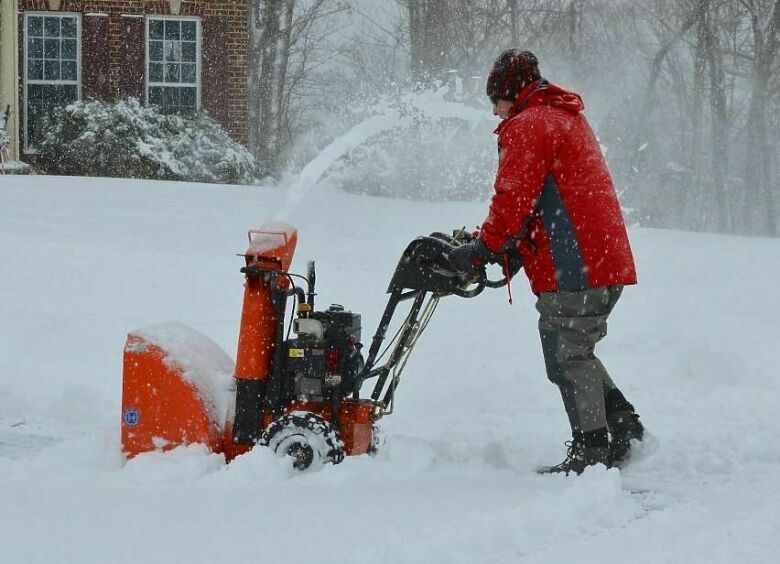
[605,389,644,464]
[537,437,612,476]
[608,410,644,464]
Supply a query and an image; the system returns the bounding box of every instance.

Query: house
[0,0,249,165]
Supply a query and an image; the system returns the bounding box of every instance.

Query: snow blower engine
[121,222,519,470]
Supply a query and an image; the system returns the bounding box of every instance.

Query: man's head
[486,49,541,116]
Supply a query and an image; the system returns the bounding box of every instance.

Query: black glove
[448,238,496,279]
[503,243,524,277]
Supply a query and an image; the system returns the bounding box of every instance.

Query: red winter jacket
[480,80,637,294]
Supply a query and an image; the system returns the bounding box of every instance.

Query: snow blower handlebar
[360,230,516,417]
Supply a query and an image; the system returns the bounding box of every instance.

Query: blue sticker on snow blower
[123,407,140,426]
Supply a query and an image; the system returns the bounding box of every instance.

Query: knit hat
[486,49,541,103]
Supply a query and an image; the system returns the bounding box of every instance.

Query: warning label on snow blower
[289,348,305,358]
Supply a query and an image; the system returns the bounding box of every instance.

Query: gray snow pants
[536,285,624,435]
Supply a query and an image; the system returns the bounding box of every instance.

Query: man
[449,49,644,475]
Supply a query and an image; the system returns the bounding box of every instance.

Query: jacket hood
[532,81,585,113]
[511,79,584,116]
[494,80,586,135]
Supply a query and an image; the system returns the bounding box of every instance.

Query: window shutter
[201,16,230,126]
[119,16,145,101]
[82,14,110,99]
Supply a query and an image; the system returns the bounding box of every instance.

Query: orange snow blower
[121,222,519,470]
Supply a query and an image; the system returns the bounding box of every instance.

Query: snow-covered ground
[1,173,778,564]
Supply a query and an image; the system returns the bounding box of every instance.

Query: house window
[24,13,81,151]
[146,17,200,115]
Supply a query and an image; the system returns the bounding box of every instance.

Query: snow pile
[247,221,297,255]
[0,174,779,564]
[134,323,236,430]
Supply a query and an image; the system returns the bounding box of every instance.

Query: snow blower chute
[121,222,519,469]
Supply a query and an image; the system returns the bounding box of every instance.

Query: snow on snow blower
[121,222,519,470]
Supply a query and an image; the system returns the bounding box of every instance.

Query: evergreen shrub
[39,98,260,185]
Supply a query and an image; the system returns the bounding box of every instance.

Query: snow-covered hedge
[38,99,260,185]
[324,88,497,201]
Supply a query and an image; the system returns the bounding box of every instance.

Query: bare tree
[693,0,732,231]
[249,0,294,173]
[742,0,780,236]
[404,0,450,82]
[631,9,696,164]
[338,1,409,89]
[248,0,348,173]
[509,0,520,43]
[399,0,576,83]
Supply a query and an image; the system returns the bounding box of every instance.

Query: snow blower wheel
[261,412,345,471]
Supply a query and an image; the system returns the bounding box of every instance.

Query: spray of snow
[274,113,408,221]
[273,89,489,221]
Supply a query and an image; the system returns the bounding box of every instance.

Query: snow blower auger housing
[121,224,517,470]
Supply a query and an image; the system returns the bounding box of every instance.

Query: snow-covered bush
[323,88,497,201]
[38,99,260,184]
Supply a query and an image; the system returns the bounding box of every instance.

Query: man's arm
[480,111,559,252]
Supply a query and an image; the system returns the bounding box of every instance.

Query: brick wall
[17,0,249,144]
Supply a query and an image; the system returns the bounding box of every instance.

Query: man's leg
[536,286,625,473]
